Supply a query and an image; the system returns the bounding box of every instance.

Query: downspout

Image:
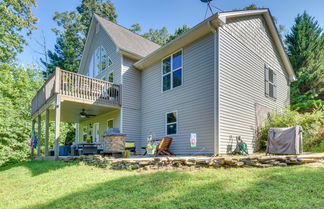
[208,20,220,156]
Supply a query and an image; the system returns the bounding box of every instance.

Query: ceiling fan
[80,109,96,118]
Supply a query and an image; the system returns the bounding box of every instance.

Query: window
[162,50,183,91]
[108,71,114,82]
[107,119,114,130]
[166,112,177,135]
[265,66,277,99]
[88,46,113,78]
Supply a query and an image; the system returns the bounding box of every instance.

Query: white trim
[93,122,100,142]
[165,111,178,136]
[216,28,220,156]
[120,55,123,132]
[161,49,184,93]
[212,28,219,156]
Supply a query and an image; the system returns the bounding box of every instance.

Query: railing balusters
[32,69,121,115]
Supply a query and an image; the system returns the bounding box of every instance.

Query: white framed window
[162,50,183,91]
[88,46,113,78]
[107,119,114,130]
[166,111,177,135]
[265,66,277,99]
[108,70,114,83]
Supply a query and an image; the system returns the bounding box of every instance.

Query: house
[31,9,296,157]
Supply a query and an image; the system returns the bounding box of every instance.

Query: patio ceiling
[45,99,119,123]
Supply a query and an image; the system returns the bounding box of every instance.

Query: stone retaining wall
[60,155,324,170]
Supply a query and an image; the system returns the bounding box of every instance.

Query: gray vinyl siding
[121,56,142,150]
[218,15,290,154]
[79,23,121,84]
[141,33,215,155]
[78,110,120,142]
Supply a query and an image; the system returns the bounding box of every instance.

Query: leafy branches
[0,0,38,63]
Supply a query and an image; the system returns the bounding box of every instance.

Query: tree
[0,64,43,166]
[0,0,38,63]
[43,0,117,74]
[244,4,258,10]
[142,25,190,45]
[285,12,324,109]
[143,27,170,45]
[168,25,190,42]
[129,23,142,33]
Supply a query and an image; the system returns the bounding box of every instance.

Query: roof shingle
[95,14,161,58]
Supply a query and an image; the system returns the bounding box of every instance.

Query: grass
[0,161,323,209]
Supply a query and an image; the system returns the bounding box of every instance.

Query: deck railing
[31,68,121,115]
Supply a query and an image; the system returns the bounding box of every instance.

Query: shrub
[259,108,324,152]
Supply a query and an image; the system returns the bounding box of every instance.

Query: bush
[259,108,324,152]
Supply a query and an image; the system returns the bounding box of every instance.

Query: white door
[93,123,100,142]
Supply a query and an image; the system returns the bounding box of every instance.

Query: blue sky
[19,0,324,67]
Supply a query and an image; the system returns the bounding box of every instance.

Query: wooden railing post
[55,67,61,94]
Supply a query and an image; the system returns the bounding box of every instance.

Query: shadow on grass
[0,160,76,176]
[24,167,323,209]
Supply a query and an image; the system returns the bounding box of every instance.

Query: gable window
[108,71,114,82]
[166,112,177,135]
[265,66,277,99]
[88,46,113,78]
[162,50,183,91]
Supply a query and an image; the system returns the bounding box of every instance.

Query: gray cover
[267,126,303,154]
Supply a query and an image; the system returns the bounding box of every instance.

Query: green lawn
[0,161,323,209]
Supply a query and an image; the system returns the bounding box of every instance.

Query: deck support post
[37,115,42,156]
[31,119,36,158]
[45,109,50,156]
[54,96,61,159]
[75,123,80,143]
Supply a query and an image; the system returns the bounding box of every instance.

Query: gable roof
[134,9,296,81]
[95,14,160,59]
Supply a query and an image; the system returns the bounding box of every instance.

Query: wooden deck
[31,68,121,117]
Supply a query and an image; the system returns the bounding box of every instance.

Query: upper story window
[162,50,183,91]
[88,46,112,78]
[265,66,277,99]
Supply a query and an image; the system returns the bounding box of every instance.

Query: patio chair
[125,141,136,154]
[156,137,174,156]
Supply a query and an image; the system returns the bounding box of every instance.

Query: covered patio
[31,68,121,158]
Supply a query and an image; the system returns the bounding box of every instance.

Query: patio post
[37,114,42,157]
[54,95,61,159]
[31,119,36,158]
[45,109,50,156]
[75,123,80,143]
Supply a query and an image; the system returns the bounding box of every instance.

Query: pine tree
[285,12,324,108]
